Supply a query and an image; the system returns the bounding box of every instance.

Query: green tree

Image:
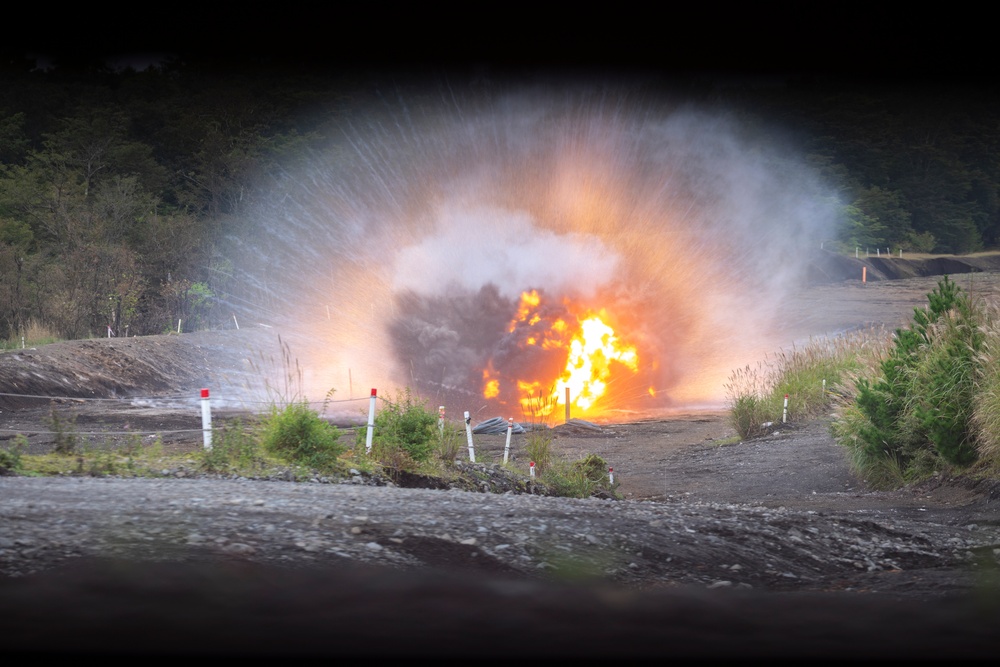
[850,276,979,474]
[852,185,914,249]
[837,203,885,250]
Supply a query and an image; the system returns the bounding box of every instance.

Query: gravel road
[4,439,1000,659]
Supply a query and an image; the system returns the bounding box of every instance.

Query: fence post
[366,388,377,454]
[200,388,212,451]
[503,418,513,463]
[464,411,475,462]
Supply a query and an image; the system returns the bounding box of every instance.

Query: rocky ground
[4,267,1000,659]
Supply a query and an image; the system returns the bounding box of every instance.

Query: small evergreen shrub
[356,389,437,463]
[0,435,26,475]
[543,454,617,498]
[836,276,983,486]
[260,401,344,472]
[202,419,267,474]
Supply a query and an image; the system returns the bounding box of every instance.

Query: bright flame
[509,290,541,332]
[483,368,500,399]
[557,315,638,411]
[488,291,641,418]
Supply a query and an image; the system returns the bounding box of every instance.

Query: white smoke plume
[223,80,839,419]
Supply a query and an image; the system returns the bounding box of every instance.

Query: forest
[1,53,998,341]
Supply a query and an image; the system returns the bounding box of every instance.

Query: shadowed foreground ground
[3,557,1000,661]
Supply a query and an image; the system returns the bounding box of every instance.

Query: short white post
[876,248,880,257]
[782,394,789,423]
[530,461,535,478]
[822,379,827,395]
[200,388,212,451]
[464,411,475,462]
[855,247,859,259]
[365,388,377,454]
[609,466,614,485]
[21,336,24,349]
[438,406,445,434]
[503,418,513,464]
[107,325,111,338]
[177,319,182,334]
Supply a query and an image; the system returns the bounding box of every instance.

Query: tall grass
[357,388,437,464]
[520,389,554,472]
[971,303,1000,472]
[2,319,61,350]
[725,328,881,439]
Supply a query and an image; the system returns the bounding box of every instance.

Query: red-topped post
[366,388,377,454]
[200,388,212,451]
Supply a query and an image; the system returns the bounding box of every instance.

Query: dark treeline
[1,54,998,341]
[741,76,1000,256]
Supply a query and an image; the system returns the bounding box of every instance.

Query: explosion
[482,290,642,419]
[222,80,839,421]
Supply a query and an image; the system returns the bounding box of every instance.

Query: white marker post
[782,394,789,423]
[464,411,475,462]
[609,467,614,485]
[530,461,535,478]
[200,388,212,451]
[365,388,377,454]
[503,418,513,464]
[438,406,445,434]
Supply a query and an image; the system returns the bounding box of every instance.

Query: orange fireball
[484,290,640,419]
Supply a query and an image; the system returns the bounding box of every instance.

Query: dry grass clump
[971,303,1000,470]
[2,319,61,350]
[725,327,884,439]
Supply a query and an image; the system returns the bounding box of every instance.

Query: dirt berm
[807,248,1000,283]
